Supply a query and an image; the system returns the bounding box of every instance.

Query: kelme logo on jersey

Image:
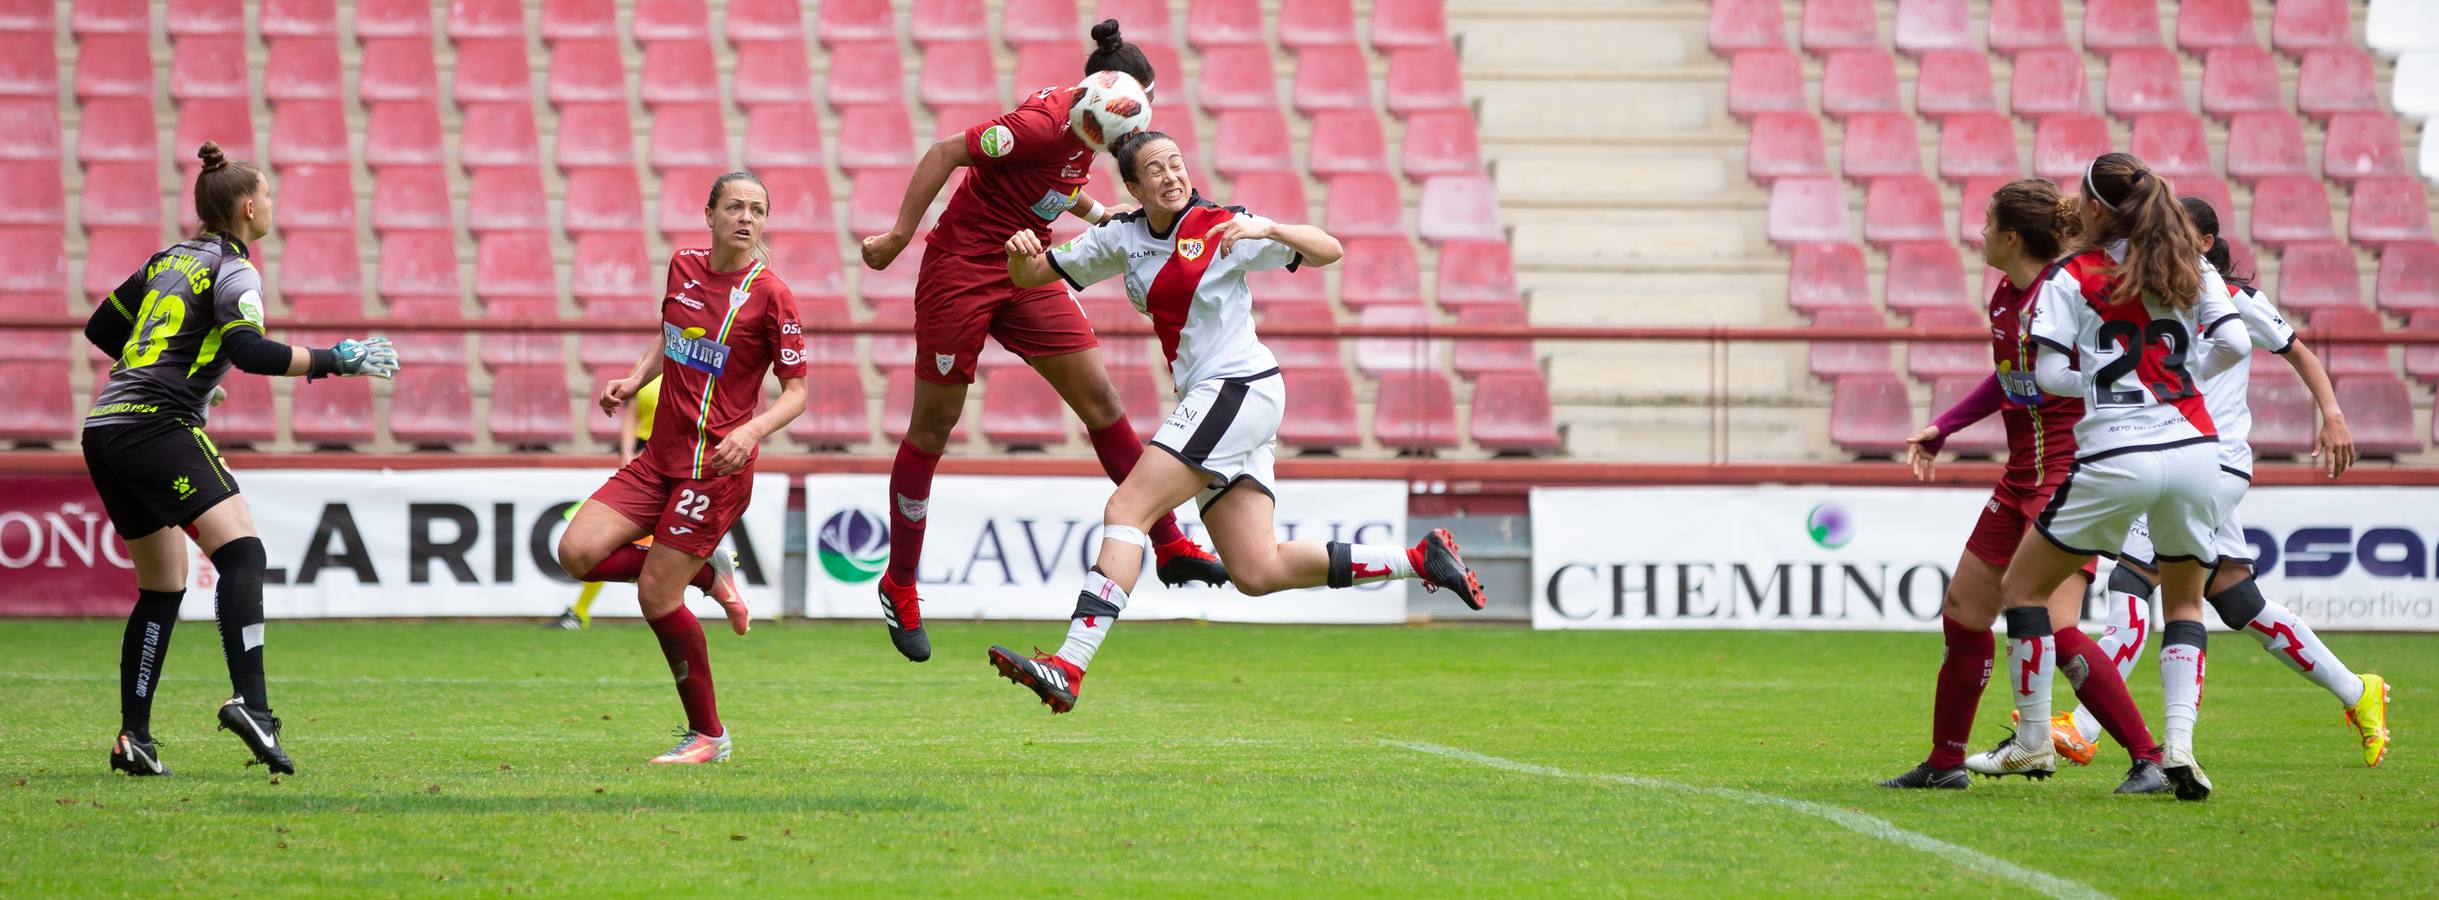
[816,509,890,583]
[1030,188,1077,221]
[1806,503,1855,549]
[978,125,1015,158]
[1177,238,1206,261]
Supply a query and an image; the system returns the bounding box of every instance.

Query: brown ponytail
[192,141,263,238]
[1988,178,2074,261]
[2075,152,2204,309]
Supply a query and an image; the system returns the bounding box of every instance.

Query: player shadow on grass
[206,789,955,816]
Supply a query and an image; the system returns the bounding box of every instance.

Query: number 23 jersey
[2028,245,2240,460]
[645,250,806,480]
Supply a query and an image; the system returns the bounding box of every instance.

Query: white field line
[1384,740,2111,900]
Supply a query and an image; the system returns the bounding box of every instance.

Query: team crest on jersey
[1177,238,1206,261]
[979,125,1016,158]
[935,353,956,375]
[235,290,265,326]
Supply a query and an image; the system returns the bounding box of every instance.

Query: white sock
[1054,570,1128,671]
[2241,600,2364,707]
[2006,627,2054,753]
[1333,542,1417,587]
[2158,622,2207,753]
[2075,584,2153,744]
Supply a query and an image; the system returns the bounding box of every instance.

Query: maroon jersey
[1988,263,2083,485]
[926,86,1095,258]
[644,250,806,479]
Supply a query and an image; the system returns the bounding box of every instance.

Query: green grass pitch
[0,620,2431,896]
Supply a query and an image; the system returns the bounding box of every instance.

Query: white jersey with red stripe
[1044,192,1295,390]
[2027,242,2242,460]
[2202,281,2299,476]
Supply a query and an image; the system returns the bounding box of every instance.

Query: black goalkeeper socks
[210,537,270,711]
[118,588,185,738]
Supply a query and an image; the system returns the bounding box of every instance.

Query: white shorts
[1149,369,1283,510]
[2116,468,2255,568]
[2036,440,2225,564]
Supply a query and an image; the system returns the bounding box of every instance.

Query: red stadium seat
[1894,0,1971,55]
[474,231,558,306]
[567,231,652,313]
[458,103,541,170]
[260,0,336,38]
[2105,48,2187,120]
[1728,49,1806,122]
[846,166,919,240]
[1340,237,1423,310]
[539,0,614,42]
[2339,376,2423,457]
[1840,112,1921,182]
[2181,172,2236,225]
[1096,0,1176,46]
[1000,0,1078,49]
[1309,109,1391,180]
[75,35,153,99]
[72,0,147,35]
[1187,0,1263,50]
[921,42,1001,110]
[1830,373,1915,456]
[1928,375,2008,456]
[2324,112,2408,184]
[2311,307,2393,377]
[1434,239,1518,309]
[0,33,58,97]
[2201,48,2281,121]
[0,361,72,443]
[479,294,564,370]
[2297,48,2378,122]
[913,0,988,45]
[1937,113,2017,184]
[1907,305,1987,378]
[354,0,432,39]
[168,35,247,102]
[1385,46,1464,117]
[1372,370,1459,453]
[650,104,733,173]
[828,41,907,108]
[1451,302,1535,378]
[880,369,972,444]
[76,97,155,165]
[277,165,357,232]
[1418,175,1501,244]
[78,163,159,230]
[717,0,802,43]
[487,364,576,447]
[631,0,712,43]
[1324,173,1406,239]
[270,100,350,169]
[364,100,446,170]
[2081,0,2163,55]
[0,162,64,226]
[1746,112,1827,185]
[1215,108,1293,180]
[1915,51,1996,119]
[658,165,725,244]
[641,40,719,108]
[0,0,53,30]
[837,104,920,172]
[1231,170,1311,226]
[2010,49,2090,118]
[745,104,827,170]
[980,371,1069,448]
[1820,49,1900,120]
[2129,112,2212,178]
[788,364,872,448]
[360,36,439,103]
[290,359,378,446]
[276,228,362,297]
[1864,176,1943,248]
[1294,45,1373,117]
[1954,175,2010,247]
[788,293,857,368]
[2349,177,2435,250]
[548,40,627,106]
[758,165,839,236]
[736,40,818,107]
[1277,365,1360,452]
[458,38,539,106]
[466,166,548,234]
[447,0,522,40]
[564,167,645,237]
[1787,241,1869,315]
[1011,41,1081,96]
[554,103,636,171]
[196,376,275,447]
[1352,305,1438,374]
[2225,112,2310,182]
[1199,46,1279,112]
[81,227,158,299]
[1885,242,1968,318]
[2031,113,2110,183]
[2250,177,2336,248]
[2378,242,2439,316]
[1398,109,1480,181]
[1800,0,1878,55]
[2407,312,2439,385]
[1369,0,1447,50]
[2244,359,2315,456]
[1469,371,1561,455]
[390,364,476,446]
[1261,302,1341,370]
[2273,0,2350,57]
[1768,178,1853,246]
[865,296,916,375]
[376,230,459,305]
[0,100,58,163]
[2178,0,2258,54]
[816,0,892,46]
[1707,0,1783,53]
[2275,242,2365,315]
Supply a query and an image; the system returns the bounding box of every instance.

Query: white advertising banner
[800,475,1408,623]
[1532,486,2439,631]
[178,469,789,620]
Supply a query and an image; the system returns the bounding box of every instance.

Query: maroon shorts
[586,455,754,559]
[912,243,1097,384]
[1965,474,2097,577]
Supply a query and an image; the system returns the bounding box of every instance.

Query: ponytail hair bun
[197,141,227,173]
[1092,18,1124,51]
[1083,19,1155,88]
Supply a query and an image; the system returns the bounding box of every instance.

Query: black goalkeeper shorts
[81,417,242,539]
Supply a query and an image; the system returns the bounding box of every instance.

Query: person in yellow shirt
[555,376,661,629]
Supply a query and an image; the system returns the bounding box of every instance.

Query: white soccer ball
[1068,70,1153,154]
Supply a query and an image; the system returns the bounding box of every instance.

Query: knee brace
[2204,576,2268,630]
[2106,563,2156,598]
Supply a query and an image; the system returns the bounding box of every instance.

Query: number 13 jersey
[2028,242,2240,460]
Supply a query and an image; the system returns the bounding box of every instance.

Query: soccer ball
[1069,70,1153,154]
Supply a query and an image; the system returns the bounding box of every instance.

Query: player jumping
[984,131,1489,713]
